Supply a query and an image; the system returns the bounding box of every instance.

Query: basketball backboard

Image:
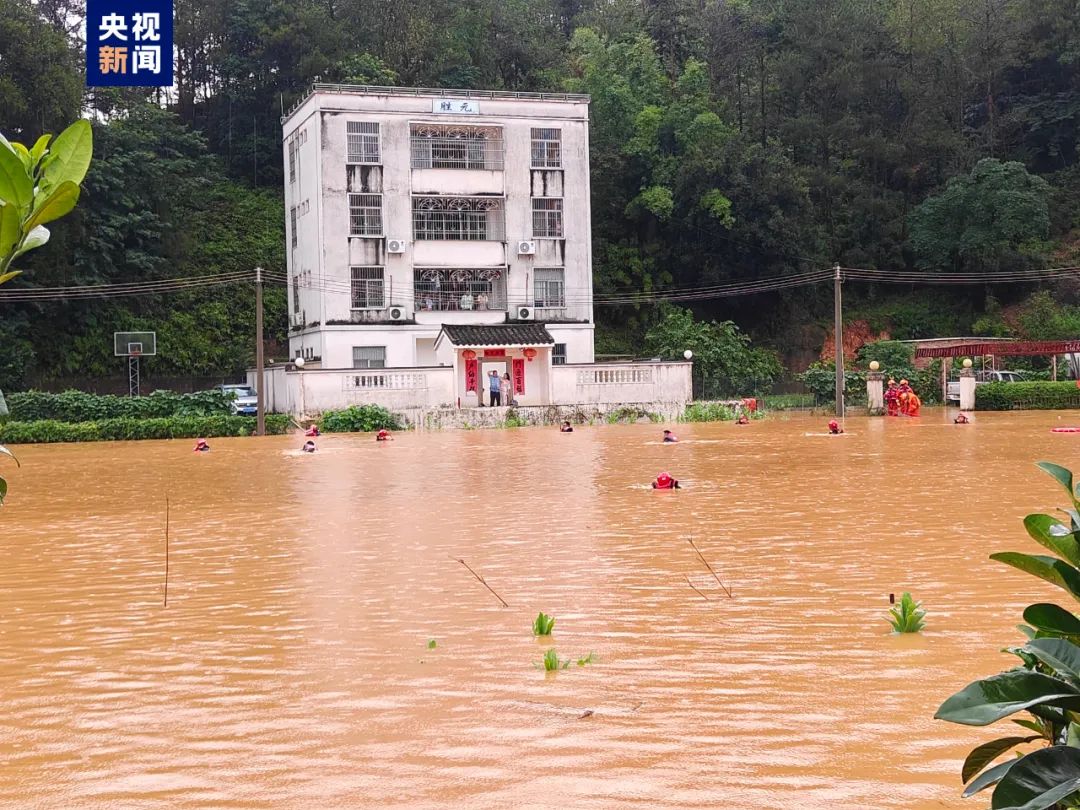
[114,332,157,357]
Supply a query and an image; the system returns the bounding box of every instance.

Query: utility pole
[833,263,844,418]
[255,266,265,437]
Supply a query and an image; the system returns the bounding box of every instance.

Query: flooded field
[2,410,1079,808]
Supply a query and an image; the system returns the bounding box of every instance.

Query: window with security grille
[349,193,383,236]
[290,206,297,246]
[410,124,504,170]
[347,121,380,164]
[532,198,563,238]
[288,138,296,183]
[412,196,505,241]
[353,346,386,369]
[351,266,385,309]
[414,267,506,311]
[553,343,567,365]
[531,128,562,168]
[534,268,565,308]
[292,274,300,313]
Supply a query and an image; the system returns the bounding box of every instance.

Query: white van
[946,370,1024,402]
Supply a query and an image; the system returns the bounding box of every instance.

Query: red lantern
[523,347,538,362]
[462,349,477,360]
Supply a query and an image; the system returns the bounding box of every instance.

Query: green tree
[908,158,1051,272]
[645,306,782,397]
[0,0,83,142]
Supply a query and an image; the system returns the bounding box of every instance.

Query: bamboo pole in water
[688,538,733,598]
[454,558,509,607]
[164,496,170,608]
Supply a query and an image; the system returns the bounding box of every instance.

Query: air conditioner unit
[387,305,409,322]
[517,306,534,321]
[386,238,408,254]
[517,240,536,255]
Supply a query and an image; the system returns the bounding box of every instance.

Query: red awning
[915,340,1080,359]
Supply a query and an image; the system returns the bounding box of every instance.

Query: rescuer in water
[652,472,681,490]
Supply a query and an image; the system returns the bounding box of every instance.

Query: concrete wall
[552,362,692,406]
[282,86,594,367]
[252,360,691,418]
[251,365,457,416]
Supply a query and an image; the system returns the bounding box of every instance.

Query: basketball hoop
[114,332,156,397]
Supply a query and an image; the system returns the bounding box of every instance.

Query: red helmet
[828,420,838,428]
[656,472,672,487]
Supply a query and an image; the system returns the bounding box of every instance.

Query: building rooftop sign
[433,99,479,115]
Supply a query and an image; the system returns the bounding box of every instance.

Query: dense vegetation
[2,0,1079,390]
[0,414,289,443]
[7,389,235,421]
[976,381,1080,410]
[319,404,402,432]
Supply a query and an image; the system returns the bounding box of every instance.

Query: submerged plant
[427,639,437,649]
[936,462,1080,806]
[533,612,555,636]
[887,592,926,633]
[576,652,598,667]
[538,648,571,672]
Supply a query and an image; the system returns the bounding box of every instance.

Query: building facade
[282,83,599,406]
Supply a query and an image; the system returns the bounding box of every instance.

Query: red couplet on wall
[512,358,525,395]
[465,358,479,393]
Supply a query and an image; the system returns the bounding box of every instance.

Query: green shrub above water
[0,415,288,444]
[682,402,736,422]
[8,389,235,422]
[976,381,1080,411]
[887,592,926,633]
[319,405,403,433]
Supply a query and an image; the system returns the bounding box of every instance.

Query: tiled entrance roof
[440,324,555,347]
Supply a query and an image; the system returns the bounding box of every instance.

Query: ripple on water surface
[0,411,1069,808]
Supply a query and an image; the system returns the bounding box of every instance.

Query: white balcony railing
[344,372,428,391]
[577,368,655,385]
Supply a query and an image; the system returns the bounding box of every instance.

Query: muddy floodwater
[3,411,1080,808]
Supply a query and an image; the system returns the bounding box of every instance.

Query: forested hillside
[1,0,1079,388]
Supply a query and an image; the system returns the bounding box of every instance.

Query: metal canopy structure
[915,340,1080,359]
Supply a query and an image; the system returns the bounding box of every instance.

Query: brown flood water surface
[2,411,1079,808]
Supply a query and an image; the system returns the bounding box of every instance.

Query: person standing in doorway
[489,370,502,406]
[500,372,512,406]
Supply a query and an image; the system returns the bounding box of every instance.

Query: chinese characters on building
[87,0,173,87]
[432,99,480,115]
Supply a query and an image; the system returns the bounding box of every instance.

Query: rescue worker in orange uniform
[884,379,900,416]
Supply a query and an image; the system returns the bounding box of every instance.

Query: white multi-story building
[282,83,596,405]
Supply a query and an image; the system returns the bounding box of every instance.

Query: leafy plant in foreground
[887,592,926,633]
[533,612,555,636]
[0,119,93,505]
[936,462,1080,807]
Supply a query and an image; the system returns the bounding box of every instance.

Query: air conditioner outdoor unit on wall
[387,305,408,321]
[386,238,408,254]
[517,240,536,255]
[517,306,534,321]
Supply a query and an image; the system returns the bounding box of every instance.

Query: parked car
[214,384,258,415]
[946,370,1024,402]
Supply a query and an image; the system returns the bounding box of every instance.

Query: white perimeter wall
[252,361,691,417]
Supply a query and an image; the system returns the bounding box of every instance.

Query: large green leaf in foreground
[991,746,1080,809]
[935,669,1080,726]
